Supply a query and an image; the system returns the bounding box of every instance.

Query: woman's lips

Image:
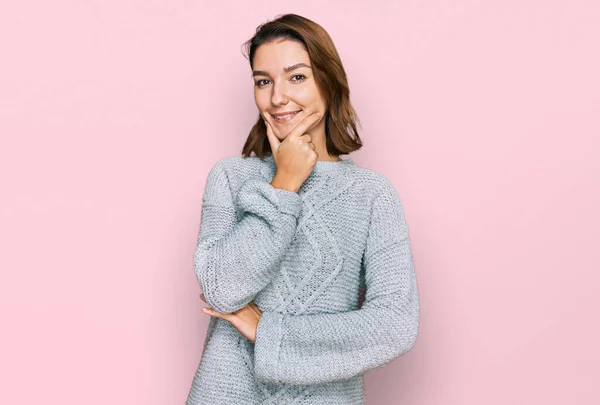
[271,110,300,124]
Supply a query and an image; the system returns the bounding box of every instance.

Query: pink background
[1,1,599,404]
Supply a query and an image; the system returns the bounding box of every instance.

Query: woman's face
[252,39,327,140]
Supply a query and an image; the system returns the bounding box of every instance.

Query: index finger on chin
[287,111,322,140]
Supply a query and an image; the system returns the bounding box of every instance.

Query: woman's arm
[253,180,420,385]
[195,158,303,314]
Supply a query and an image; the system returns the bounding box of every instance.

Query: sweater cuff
[253,311,284,383]
[235,178,303,218]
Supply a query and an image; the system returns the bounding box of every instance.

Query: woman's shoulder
[206,155,270,180]
[203,155,270,191]
[201,155,270,203]
[209,155,265,172]
[348,164,403,202]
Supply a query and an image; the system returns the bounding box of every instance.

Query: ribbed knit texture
[186,154,419,405]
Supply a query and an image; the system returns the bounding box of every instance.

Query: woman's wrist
[271,173,301,193]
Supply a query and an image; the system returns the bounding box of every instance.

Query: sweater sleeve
[253,180,419,385]
[194,159,303,314]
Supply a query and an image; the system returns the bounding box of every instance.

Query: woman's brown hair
[240,13,363,159]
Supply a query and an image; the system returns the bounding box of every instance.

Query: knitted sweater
[186,154,419,405]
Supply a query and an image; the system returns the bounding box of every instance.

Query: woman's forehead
[253,40,310,71]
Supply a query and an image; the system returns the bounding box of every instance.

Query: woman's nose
[271,82,289,105]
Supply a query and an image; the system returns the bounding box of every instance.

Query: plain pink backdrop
[1,1,598,404]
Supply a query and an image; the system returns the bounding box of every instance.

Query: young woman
[186,13,420,405]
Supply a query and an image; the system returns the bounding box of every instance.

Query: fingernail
[201,308,208,312]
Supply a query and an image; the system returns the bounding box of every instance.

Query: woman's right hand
[263,111,322,193]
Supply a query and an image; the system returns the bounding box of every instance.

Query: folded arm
[253,179,420,385]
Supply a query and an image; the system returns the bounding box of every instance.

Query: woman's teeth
[273,111,300,121]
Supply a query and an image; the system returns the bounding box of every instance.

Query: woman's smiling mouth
[271,110,301,123]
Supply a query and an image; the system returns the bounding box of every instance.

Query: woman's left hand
[199,293,262,343]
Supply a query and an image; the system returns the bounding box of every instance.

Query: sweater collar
[261,154,356,176]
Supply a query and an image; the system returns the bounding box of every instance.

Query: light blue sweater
[186,154,420,405]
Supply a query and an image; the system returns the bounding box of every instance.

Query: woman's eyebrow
[252,63,312,77]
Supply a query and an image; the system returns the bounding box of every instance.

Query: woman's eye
[291,74,306,83]
[254,79,270,88]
